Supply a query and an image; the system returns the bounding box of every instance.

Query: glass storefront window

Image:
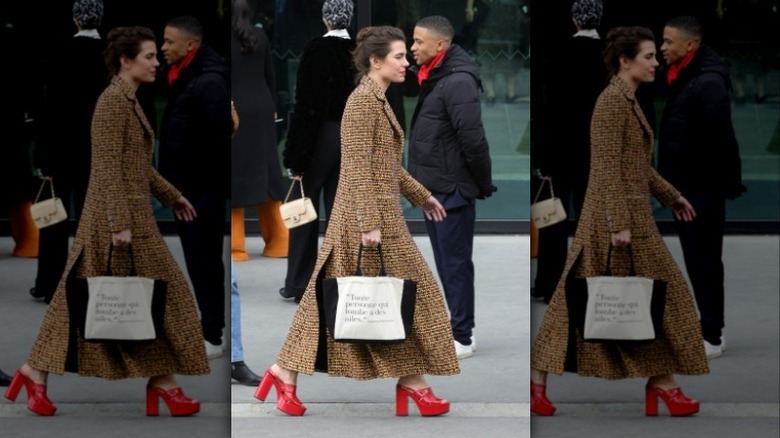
[257,0,527,226]
[533,0,779,228]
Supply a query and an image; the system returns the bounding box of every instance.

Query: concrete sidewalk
[2,234,776,438]
[231,235,530,438]
[531,235,780,438]
[0,237,232,438]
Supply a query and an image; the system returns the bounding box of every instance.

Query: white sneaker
[205,341,224,359]
[455,340,474,359]
[470,336,477,352]
[704,340,723,360]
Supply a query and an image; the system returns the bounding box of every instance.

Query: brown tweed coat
[531,77,709,379]
[27,77,210,379]
[276,76,460,379]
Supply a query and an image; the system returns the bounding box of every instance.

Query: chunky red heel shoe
[395,385,450,417]
[645,386,699,417]
[254,369,306,416]
[146,386,200,417]
[530,381,556,416]
[4,370,57,416]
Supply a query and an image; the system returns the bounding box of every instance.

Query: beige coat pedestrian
[276,76,460,379]
[27,77,209,379]
[532,76,709,379]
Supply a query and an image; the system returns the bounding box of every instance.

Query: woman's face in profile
[623,40,659,84]
[123,40,160,84]
[375,40,409,84]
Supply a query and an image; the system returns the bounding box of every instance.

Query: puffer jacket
[159,45,231,198]
[407,44,495,200]
[658,44,745,199]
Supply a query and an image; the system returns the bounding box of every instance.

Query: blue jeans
[230,260,243,363]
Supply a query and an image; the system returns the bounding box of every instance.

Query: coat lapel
[113,76,154,141]
[612,77,653,139]
[362,76,404,139]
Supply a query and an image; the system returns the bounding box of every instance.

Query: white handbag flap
[30,198,60,218]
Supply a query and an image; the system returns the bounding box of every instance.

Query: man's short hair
[416,15,454,41]
[167,15,204,41]
[666,16,702,41]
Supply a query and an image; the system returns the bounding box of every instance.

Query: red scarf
[667,49,697,85]
[168,49,198,85]
[417,49,448,85]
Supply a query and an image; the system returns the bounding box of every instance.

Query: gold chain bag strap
[279,178,317,229]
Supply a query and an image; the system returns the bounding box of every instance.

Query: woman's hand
[672,196,696,222]
[422,196,447,222]
[611,229,631,247]
[173,196,198,222]
[361,229,381,248]
[112,229,132,247]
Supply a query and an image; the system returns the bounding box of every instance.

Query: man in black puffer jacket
[658,16,746,361]
[159,16,231,358]
[408,16,496,360]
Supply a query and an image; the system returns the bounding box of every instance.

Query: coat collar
[361,76,403,138]
[111,76,154,139]
[610,76,653,138]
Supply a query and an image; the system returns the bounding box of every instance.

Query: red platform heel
[645,386,699,417]
[146,386,201,416]
[4,370,57,416]
[395,385,450,417]
[530,381,556,416]
[254,369,306,416]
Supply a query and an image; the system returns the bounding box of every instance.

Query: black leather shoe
[29,287,46,300]
[231,361,262,386]
[279,287,294,299]
[0,368,12,386]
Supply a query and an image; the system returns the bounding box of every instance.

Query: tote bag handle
[105,244,139,276]
[604,244,637,277]
[354,244,388,277]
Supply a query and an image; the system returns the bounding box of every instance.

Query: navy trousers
[175,191,226,345]
[674,193,726,344]
[425,195,476,345]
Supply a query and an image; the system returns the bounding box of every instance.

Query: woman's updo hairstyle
[603,26,655,76]
[352,26,405,84]
[105,26,157,76]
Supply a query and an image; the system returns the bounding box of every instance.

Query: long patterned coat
[27,77,210,379]
[276,76,460,379]
[531,77,709,379]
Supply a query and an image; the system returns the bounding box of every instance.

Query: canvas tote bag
[68,245,167,341]
[567,244,666,342]
[322,244,416,344]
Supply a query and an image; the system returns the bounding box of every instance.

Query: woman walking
[279,0,357,302]
[256,26,459,417]
[230,0,289,260]
[5,26,209,417]
[530,26,708,417]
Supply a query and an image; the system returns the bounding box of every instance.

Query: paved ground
[1,233,777,438]
[231,235,529,438]
[531,235,780,438]
[0,237,232,438]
